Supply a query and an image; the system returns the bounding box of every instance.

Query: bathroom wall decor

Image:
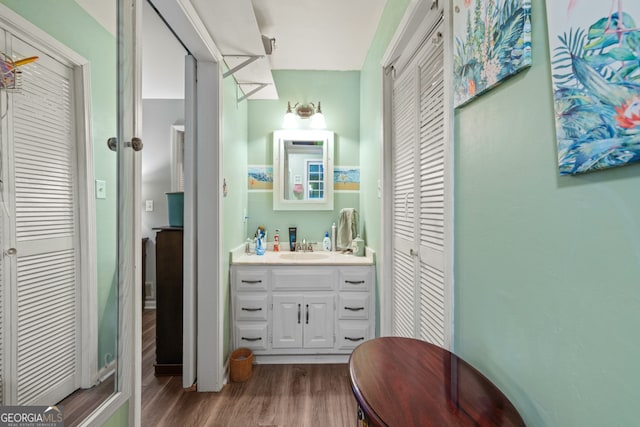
[453,0,532,107]
[546,0,640,175]
[248,165,273,191]
[334,166,360,191]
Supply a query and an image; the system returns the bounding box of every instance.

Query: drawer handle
[241,279,262,284]
[345,336,365,342]
[345,280,365,284]
[345,306,365,311]
[298,304,301,324]
[241,337,262,342]
[241,307,263,312]
[306,304,309,324]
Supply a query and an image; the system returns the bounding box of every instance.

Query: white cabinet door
[272,294,334,350]
[272,294,303,349]
[303,295,334,349]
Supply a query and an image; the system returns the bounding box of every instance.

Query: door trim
[151,0,225,392]
[0,3,99,392]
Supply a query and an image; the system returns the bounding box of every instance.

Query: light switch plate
[95,180,106,199]
[145,200,154,212]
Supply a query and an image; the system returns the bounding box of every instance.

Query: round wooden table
[349,337,525,427]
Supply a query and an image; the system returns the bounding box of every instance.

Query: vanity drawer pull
[241,279,262,284]
[345,306,365,311]
[345,336,365,342]
[345,280,365,285]
[241,337,262,342]
[241,307,263,312]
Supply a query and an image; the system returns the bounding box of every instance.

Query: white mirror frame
[273,130,334,211]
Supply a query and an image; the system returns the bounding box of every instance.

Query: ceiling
[249,0,387,71]
[75,0,388,98]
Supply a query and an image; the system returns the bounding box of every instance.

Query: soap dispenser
[322,232,331,251]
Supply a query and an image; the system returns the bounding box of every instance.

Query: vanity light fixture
[282,101,326,129]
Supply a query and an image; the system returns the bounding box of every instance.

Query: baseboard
[98,360,116,383]
[144,299,156,309]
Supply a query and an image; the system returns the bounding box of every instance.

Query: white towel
[337,208,358,250]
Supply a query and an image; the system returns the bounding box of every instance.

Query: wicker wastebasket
[230,348,253,382]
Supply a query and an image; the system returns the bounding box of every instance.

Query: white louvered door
[2,34,80,405]
[390,17,450,348]
[391,57,419,338]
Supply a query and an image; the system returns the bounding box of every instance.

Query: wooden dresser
[154,227,183,376]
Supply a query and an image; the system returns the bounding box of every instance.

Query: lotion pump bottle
[323,232,331,251]
[331,222,337,252]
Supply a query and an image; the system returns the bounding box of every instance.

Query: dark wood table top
[349,337,525,427]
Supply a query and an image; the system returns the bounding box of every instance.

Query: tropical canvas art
[453,0,532,107]
[546,1,640,175]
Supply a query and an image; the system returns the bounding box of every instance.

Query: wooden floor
[57,369,114,426]
[141,309,358,426]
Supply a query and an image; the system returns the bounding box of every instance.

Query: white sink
[278,252,331,261]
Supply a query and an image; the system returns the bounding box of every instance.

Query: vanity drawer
[234,268,269,291]
[338,293,369,320]
[272,268,336,290]
[339,267,373,292]
[235,294,268,321]
[235,323,268,351]
[337,322,371,350]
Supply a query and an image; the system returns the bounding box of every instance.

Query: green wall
[0,0,118,375]
[247,70,360,244]
[454,0,640,425]
[222,71,248,359]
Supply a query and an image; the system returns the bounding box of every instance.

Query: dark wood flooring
[141,309,357,426]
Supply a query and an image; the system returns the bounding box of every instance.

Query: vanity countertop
[231,247,375,266]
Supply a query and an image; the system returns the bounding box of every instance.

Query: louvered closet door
[391,54,419,338]
[391,18,449,347]
[6,35,80,405]
[416,20,447,346]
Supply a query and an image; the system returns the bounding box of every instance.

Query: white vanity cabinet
[230,264,375,362]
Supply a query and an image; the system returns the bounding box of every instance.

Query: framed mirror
[273,130,334,211]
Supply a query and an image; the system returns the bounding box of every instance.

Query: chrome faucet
[294,239,314,252]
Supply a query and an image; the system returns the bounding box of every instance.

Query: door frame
[0,4,99,396]
[150,0,225,392]
[380,0,454,346]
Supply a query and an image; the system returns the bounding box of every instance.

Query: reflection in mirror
[273,130,334,211]
[0,0,118,423]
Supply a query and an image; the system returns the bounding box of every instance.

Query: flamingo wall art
[453,0,532,107]
[546,0,640,174]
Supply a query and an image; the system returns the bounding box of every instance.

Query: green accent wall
[247,70,360,243]
[222,70,248,359]
[0,0,117,373]
[454,0,640,425]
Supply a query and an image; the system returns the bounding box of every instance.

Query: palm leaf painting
[546,0,640,175]
[453,0,532,107]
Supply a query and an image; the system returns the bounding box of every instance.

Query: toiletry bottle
[331,222,337,252]
[322,232,331,251]
[274,228,280,252]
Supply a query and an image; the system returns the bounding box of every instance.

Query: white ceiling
[250,0,387,71]
[76,0,388,98]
